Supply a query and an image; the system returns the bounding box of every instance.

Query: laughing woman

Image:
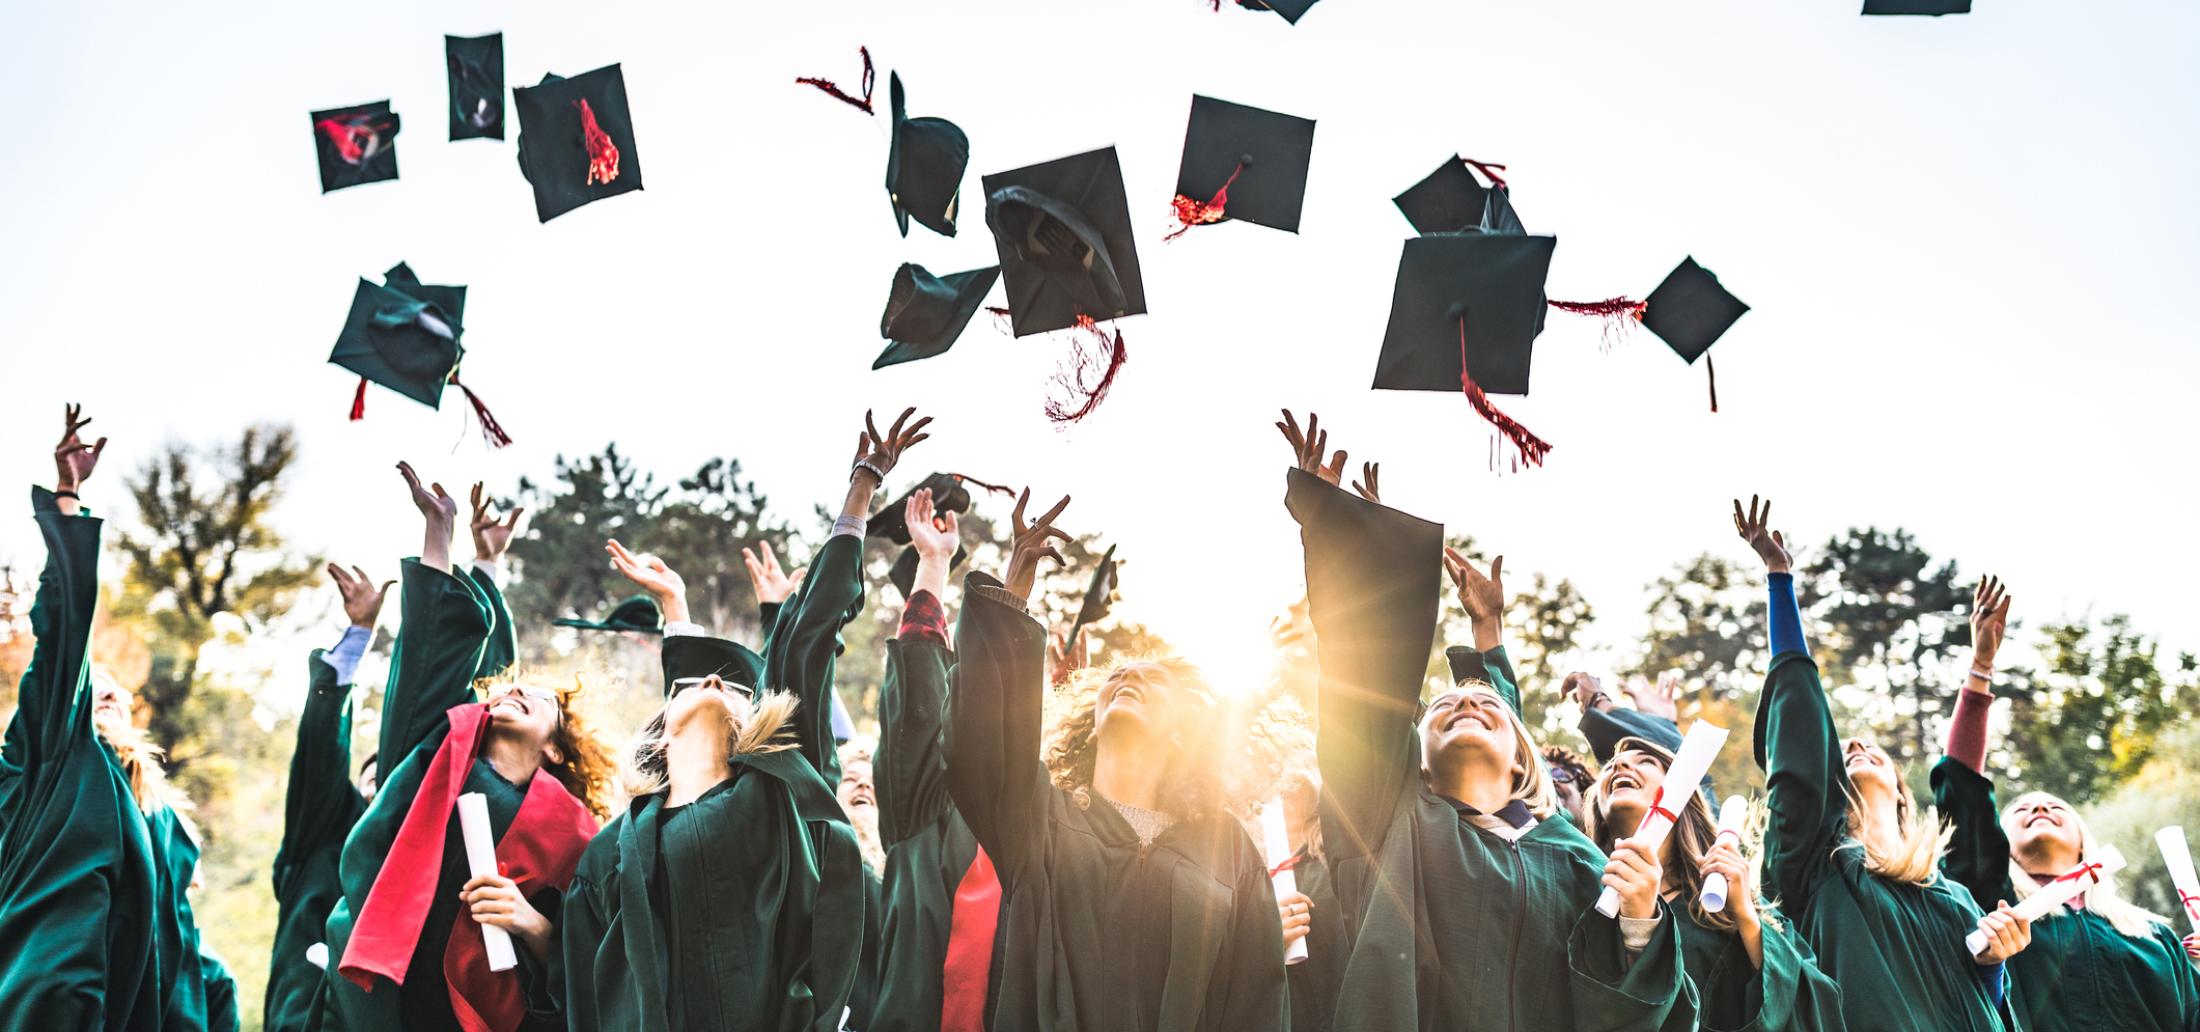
[944,488,1288,1030]
[319,464,612,1032]
[1933,577,2200,1031]
[1583,738,1847,1030]
[1738,497,2032,1032]
[1278,411,1693,1032]
[559,408,929,1031]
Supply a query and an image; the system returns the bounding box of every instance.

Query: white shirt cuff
[831,514,867,540]
[663,620,707,639]
[470,558,506,588]
[1618,913,1660,954]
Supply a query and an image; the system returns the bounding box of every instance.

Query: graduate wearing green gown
[0,412,161,1032]
[559,409,924,1032]
[1933,578,2200,1032]
[1737,497,2032,1032]
[148,801,230,1031]
[320,466,603,1032]
[1280,414,1693,1032]
[945,489,1289,1031]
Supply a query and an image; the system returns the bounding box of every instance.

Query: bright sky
[4,0,2197,691]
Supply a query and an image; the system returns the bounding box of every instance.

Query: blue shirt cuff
[1979,960,2006,1006]
[1768,572,1807,656]
[319,625,372,685]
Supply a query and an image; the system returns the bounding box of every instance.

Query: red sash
[939,845,1002,1032]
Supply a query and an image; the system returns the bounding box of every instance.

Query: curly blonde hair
[477,671,621,821]
[1043,656,1305,823]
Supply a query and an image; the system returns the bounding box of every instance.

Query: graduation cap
[1394,155,1522,237]
[1220,0,1320,23]
[555,595,663,635]
[1642,257,1749,413]
[888,544,970,599]
[1861,0,1969,13]
[983,147,1146,337]
[328,263,513,447]
[876,263,1000,370]
[310,101,399,193]
[660,633,765,698]
[887,73,969,237]
[1168,95,1316,239]
[446,34,505,140]
[1375,233,1559,469]
[868,472,1007,542]
[1064,544,1118,654]
[514,64,643,222]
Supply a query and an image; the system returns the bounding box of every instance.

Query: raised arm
[1279,411,1442,864]
[375,463,494,769]
[10,405,109,778]
[1934,576,2018,912]
[274,565,385,897]
[1442,547,1519,718]
[1738,497,1844,913]
[465,484,524,681]
[876,488,961,845]
[944,489,1068,881]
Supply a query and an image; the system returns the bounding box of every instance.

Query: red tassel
[1705,353,1719,414]
[1460,156,1509,191]
[1046,316,1128,426]
[1165,160,1247,241]
[1457,320,1551,469]
[315,116,394,165]
[573,99,621,186]
[1548,296,1646,350]
[454,381,514,449]
[349,377,368,422]
[984,305,1014,334]
[951,473,1017,498]
[795,46,877,115]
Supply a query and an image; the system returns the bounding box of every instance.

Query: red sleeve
[1945,687,1994,772]
[900,590,948,646]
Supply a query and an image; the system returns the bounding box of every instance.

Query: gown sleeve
[1565,904,1697,1032]
[876,597,955,846]
[1286,468,1442,864]
[1732,913,1849,1032]
[273,649,365,901]
[466,564,519,682]
[1751,574,1845,919]
[374,559,494,791]
[11,487,104,781]
[942,571,1052,882]
[1582,708,1685,765]
[760,533,866,781]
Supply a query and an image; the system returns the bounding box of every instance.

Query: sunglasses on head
[672,677,755,699]
[1548,766,1580,786]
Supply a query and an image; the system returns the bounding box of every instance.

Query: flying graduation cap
[1168,95,1316,239]
[1216,0,1320,23]
[869,472,1002,599]
[514,64,643,222]
[1375,232,1559,470]
[876,263,1001,369]
[556,594,664,635]
[1641,257,1750,412]
[1394,155,1523,237]
[310,100,400,193]
[1861,0,1970,13]
[1064,544,1118,656]
[887,73,970,237]
[328,263,513,447]
[660,632,766,697]
[446,34,505,140]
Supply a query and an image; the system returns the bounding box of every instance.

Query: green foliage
[2084,722,2200,925]
[1632,553,1766,699]
[1994,617,2200,805]
[1802,527,1968,771]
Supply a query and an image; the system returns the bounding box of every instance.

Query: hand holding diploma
[1263,796,1310,965]
[1699,795,1751,912]
[458,792,553,968]
[1963,847,2124,958]
[1596,720,1730,918]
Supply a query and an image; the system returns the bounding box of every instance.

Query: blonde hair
[1583,737,1742,932]
[93,706,177,817]
[1419,681,1560,819]
[622,686,800,799]
[1837,755,1949,886]
[1045,655,1299,823]
[2001,791,2168,940]
[476,671,621,820]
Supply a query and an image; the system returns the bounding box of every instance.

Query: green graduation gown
[1756,652,2017,1031]
[1935,757,2200,1032]
[264,650,369,1032]
[319,559,566,1031]
[1288,468,1693,1032]
[944,570,1289,1031]
[148,803,224,1031]
[1662,903,1848,1032]
[1284,847,1343,1032]
[0,487,160,1031]
[558,533,868,1032]
[200,945,238,1032]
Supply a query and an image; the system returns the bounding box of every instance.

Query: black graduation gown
[1284,848,1344,1032]
[0,487,160,1032]
[263,651,367,1032]
[944,571,1290,1031]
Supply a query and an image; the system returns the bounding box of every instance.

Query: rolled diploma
[1698,795,1752,912]
[2155,826,2200,934]
[1597,720,1731,918]
[1965,845,2127,956]
[457,792,519,972]
[1262,796,1309,965]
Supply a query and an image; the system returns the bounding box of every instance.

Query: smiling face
[1594,747,1671,837]
[2002,791,2084,867]
[665,676,751,737]
[92,675,133,726]
[1419,687,1521,773]
[838,757,876,815]
[1842,736,1898,796]
[485,682,565,761]
[1096,661,1196,743]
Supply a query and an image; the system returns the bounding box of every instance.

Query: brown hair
[1044,655,1302,823]
[1583,737,1738,932]
[1418,682,1561,819]
[480,671,621,821]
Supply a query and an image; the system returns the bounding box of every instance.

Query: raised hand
[853,406,933,482]
[606,539,688,625]
[328,564,395,630]
[1048,627,1091,687]
[1276,409,1348,487]
[1971,901,2033,965]
[1970,576,2012,669]
[1565,672,1613,713]
[1351,461,1382,504]
[1443,546,1505,650]
[398,462,459,572]
[1732,495,1791,574]
[1003,488,1071,600]
[742,541,800,605]
[469,483,524,565]
[1603,837,1664,921]
[54,403,107,493]
[1627,670,1683,722]
[905,488,960,563]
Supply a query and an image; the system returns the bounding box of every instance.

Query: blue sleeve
[318,625,372,686]
[1979,960,2006,1007]
[1768,572,1807,656]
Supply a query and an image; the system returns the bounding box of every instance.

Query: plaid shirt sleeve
[899,589,949,646]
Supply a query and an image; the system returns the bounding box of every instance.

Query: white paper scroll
[1262,795,1309,965]
[1698,795,1752,913]
[305,942,329,970]
[2155,827,2200,935]
[1597,720,1731,918]
[1965,845,2127,956]
[457,792,518,973]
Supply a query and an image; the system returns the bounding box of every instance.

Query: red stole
[338,702,599,1032]
[939,845,1002,1032]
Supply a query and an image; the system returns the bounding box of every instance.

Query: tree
[1632,553,1767,699]
[1992,616,2200,805]
[112,425,318,757]
[1802,527,1967,771]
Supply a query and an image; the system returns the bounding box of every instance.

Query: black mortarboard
[554,594,663,634]
[310,101,400,193]
[1394,155,1522,236]
[982,147,1146,337]
[868,472,975,543]
[661,633,766,697]
[887,73,970,238]
[876,263,1000,370]
[889,544,970,600]
[1642,257,1748,412]
[446,34,505,140]
[1375,233,1556,397]
[514,65,644,223]
[329,263,466,410]
[1862,0,1970,13]
[1171,95,1316,235]
[1065,544,1118,651]
[1240,0,1320,23]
